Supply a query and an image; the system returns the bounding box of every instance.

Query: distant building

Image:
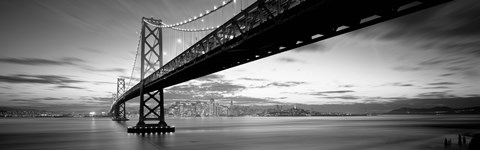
[167,99,230,117]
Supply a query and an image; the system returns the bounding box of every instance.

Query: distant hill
[387,106,480,114]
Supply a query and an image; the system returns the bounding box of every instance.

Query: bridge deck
[112,0,451,109]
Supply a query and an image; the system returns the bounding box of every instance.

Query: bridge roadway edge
[111,0,453,117]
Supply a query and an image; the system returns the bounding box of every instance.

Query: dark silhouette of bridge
[109,0,452,133]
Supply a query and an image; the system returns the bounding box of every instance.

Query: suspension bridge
[108,0,452,133]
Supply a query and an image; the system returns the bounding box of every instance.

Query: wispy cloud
[312,90,354,94]
[384,82,414,87]
[9,97,70,102]
[421,86,450,89]
[0,57,83,66]
[293,42,330,52]
[194,74,224,81]
[428,82,458,85]
[417,91,456,99]
[82,67,126,73]
[239,77,267,81]
[199,82,246,92]
[166,81,246,100]
[92,81,116,85]
[0,74,88,91]
[0,74,84,84]
[9,99,35,102]
[225,96,285,105]
[56,85,84,89]
[0,57,126,73]
[369,0,480,43]
[254,81,305,88]
[393,66,422,72]
[356,0,480,80]
[43,97,64,101]
[321,96,359,100]
[338,84,354,88]
[78,47,104,54]
[277,57,304,63]
[308,90,355,96]
[439,73,454,77]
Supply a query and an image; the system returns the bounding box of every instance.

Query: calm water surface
[1,115,479,150]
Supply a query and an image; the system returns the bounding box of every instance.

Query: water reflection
[0,115,479,150]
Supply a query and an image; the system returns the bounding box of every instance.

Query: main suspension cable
[158,0,233,28]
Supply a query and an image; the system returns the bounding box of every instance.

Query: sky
[0,0,479,113]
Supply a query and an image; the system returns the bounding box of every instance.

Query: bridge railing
[113,0,307,106]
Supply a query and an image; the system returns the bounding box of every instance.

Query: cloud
[254,81,305,88]
[166,80,247,100]
[293,42,330,52]
[0,74,84,84]
[439,73,454,77]
[239,77,267,81]
[88,96,114,105]
[82,67,126,73]
[428,82,458,85]
[163,74,249,100]
[419,57,467,67]
[321,96,359,100]
[417,56,478,79]
[311,90,354,95]
[389,82,414,87]
[369,0,480,41]
[6,96,114,112]
[9,97,70,102]
[92,81,116,85]
[355,0,480,81]
[56,85,84,89]
[0,57,84,66]
[79,47,104,54]
[0,57,126,73]
[338,84,354,88]
[421,86,450,89]
[417,91,456,99]
[0,74,89,91]
[277,57,303,63]
[9,99,35,102]
[43,97,64,101]
[226,96,285,105]
[393,66,422,72]
[199,82,246,92]
[354,0,480,79]
[194,74,224,82]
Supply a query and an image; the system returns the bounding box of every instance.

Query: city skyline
[1,0,479,113]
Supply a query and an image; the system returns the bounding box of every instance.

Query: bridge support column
[129,88,174,133]
[112,102,128,121]
[112,78,128,121]
[128,17,174,133]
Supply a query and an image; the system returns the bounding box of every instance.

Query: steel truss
[136,18,169,128]
[112,78,128,121]
[115,0,452,105]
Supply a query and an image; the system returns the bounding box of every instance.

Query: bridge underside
[141,0,450,92]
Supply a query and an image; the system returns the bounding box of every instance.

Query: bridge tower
[112,78,128,121]
[128,17,174,133]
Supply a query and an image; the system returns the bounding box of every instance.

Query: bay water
[1,115,479,150]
